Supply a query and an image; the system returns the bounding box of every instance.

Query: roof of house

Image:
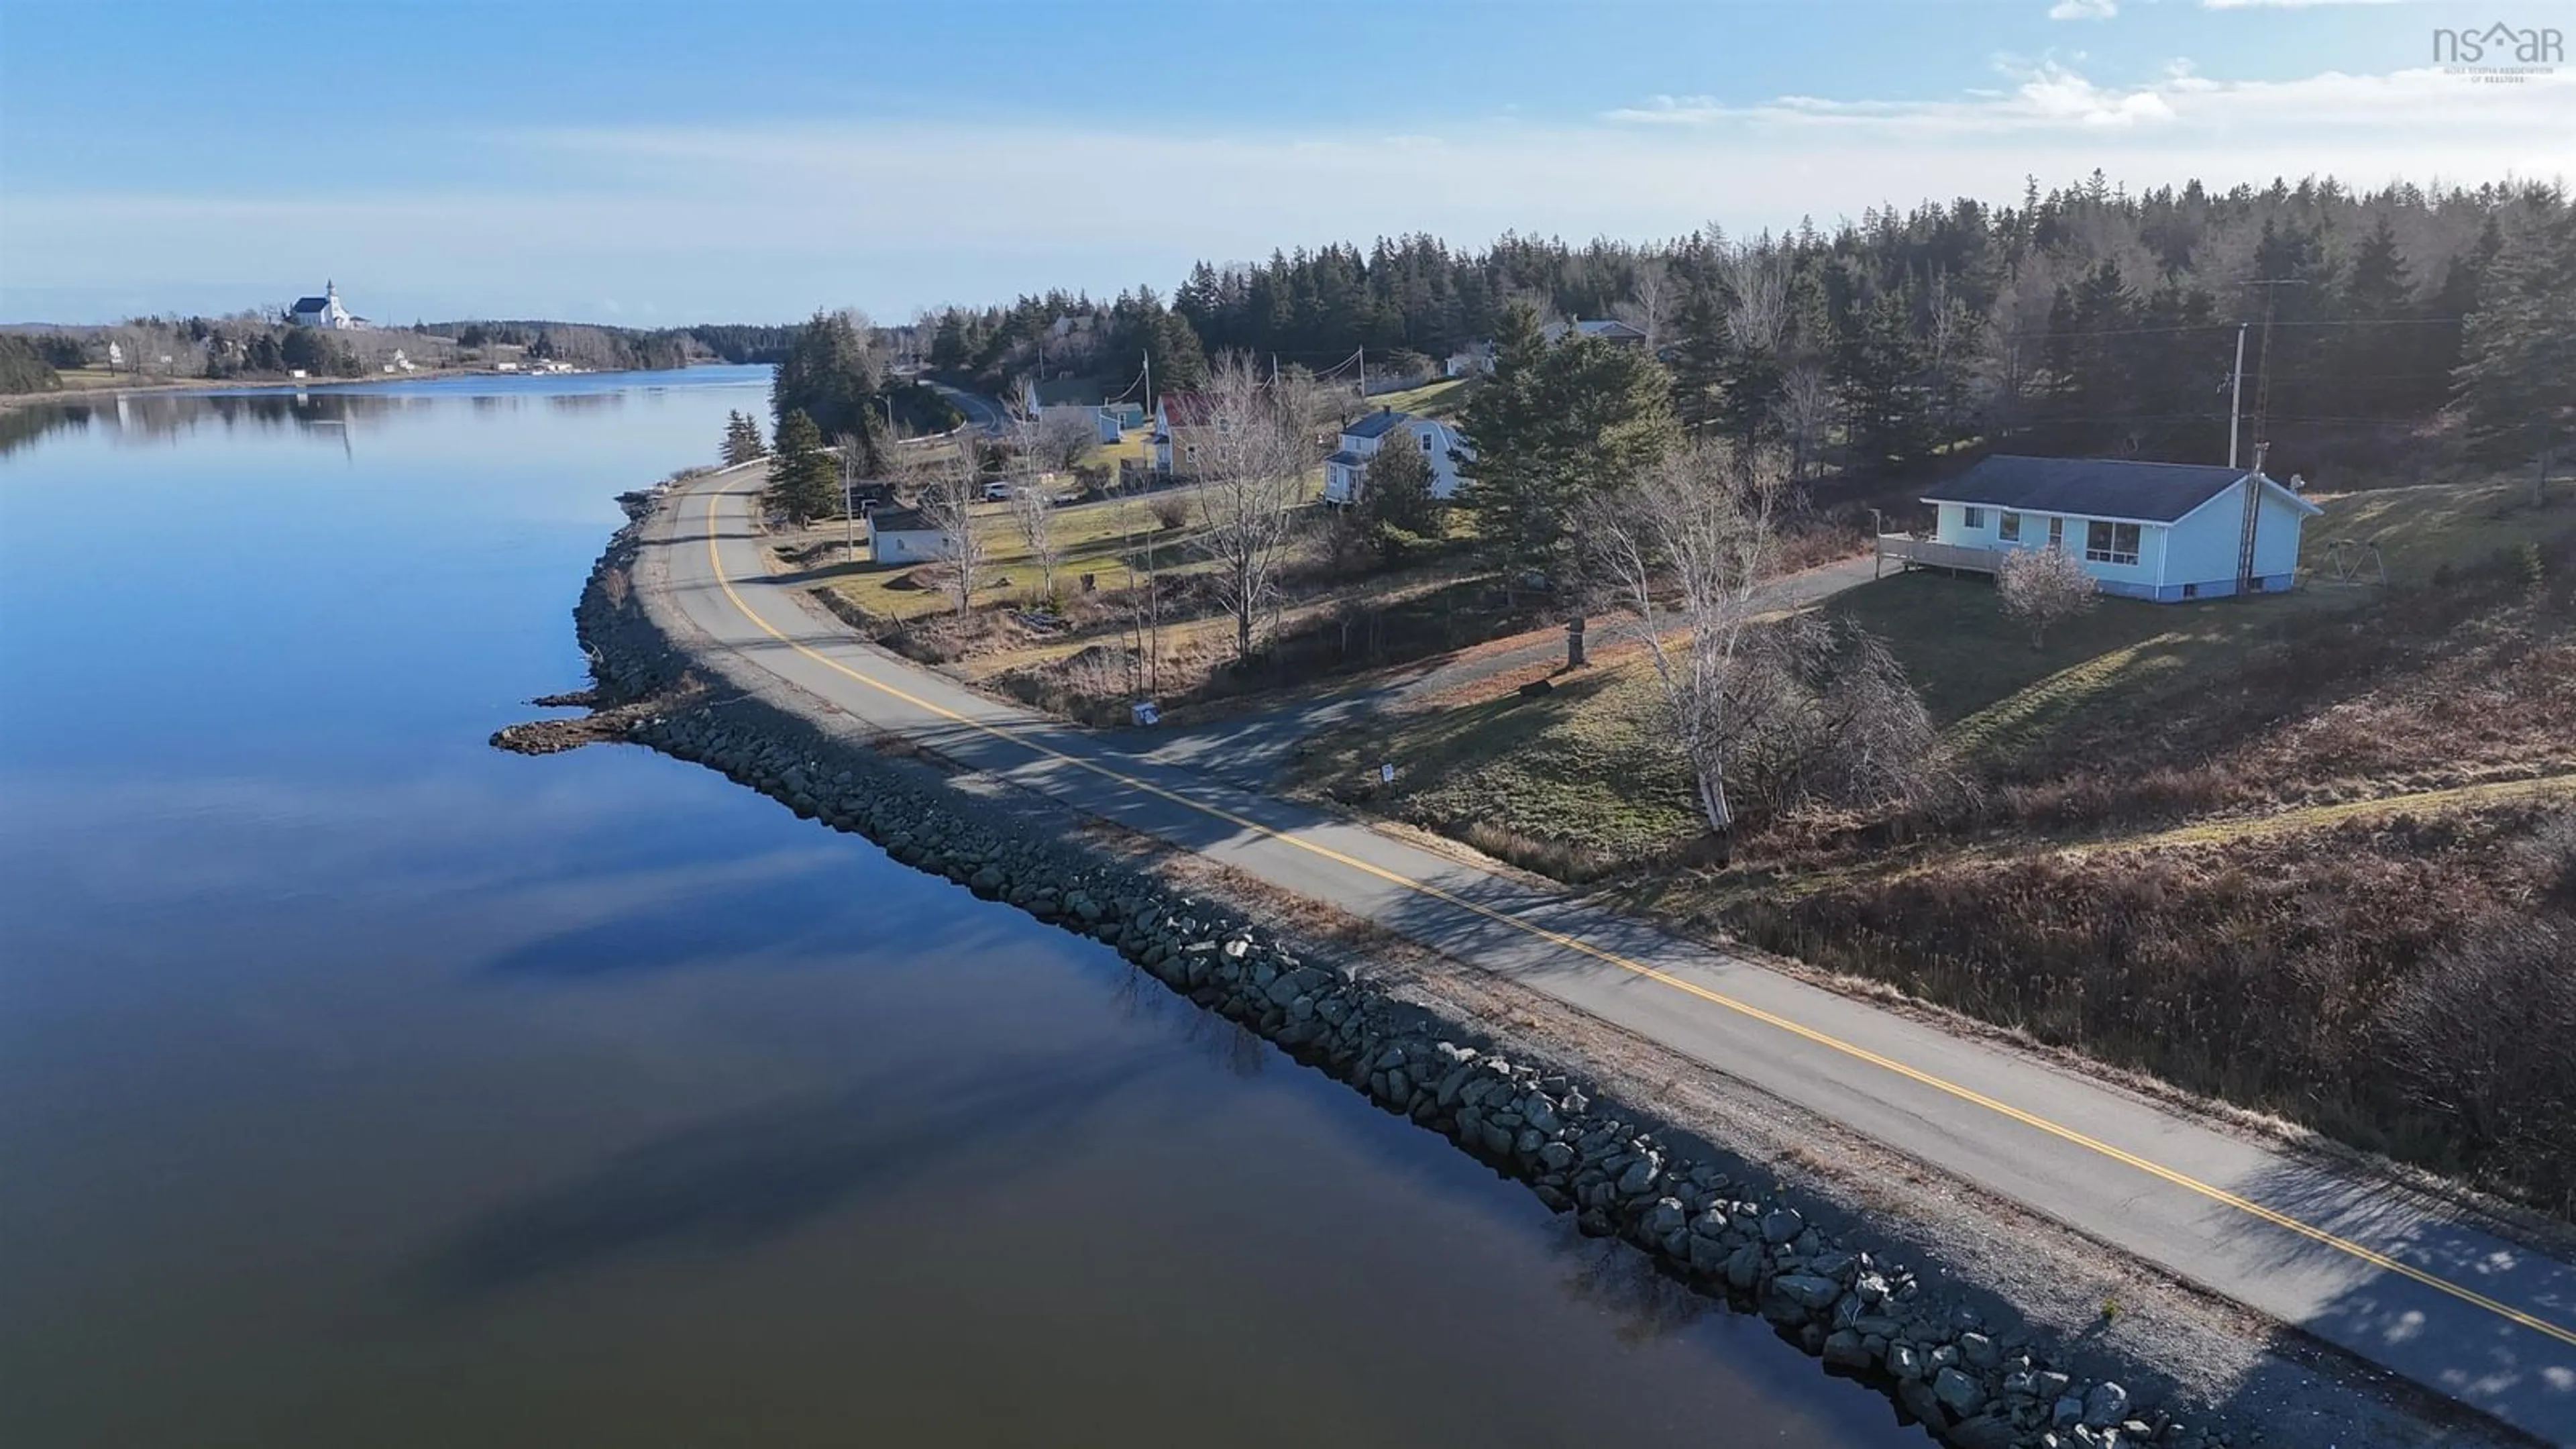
[1542,317,1647,344]
[1029,377,1105,407]
[1326,449,1366,468]
[1342,409,1411,441]
[867,506,938,533]
[290,296,333,313]
[1921,455,2314,524]
[1159,390,1216,427]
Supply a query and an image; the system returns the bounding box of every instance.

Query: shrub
[1996,546,2096,649]
[2383,912,2576,1215]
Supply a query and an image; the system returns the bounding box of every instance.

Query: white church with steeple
[289,280,356,329]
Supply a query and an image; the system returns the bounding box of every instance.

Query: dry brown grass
[1733,802,2576,1215]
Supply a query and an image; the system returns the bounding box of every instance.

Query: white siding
[871,529,952,564]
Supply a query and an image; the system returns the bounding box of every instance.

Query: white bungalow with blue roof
[1886,455,2322,602]
[1322,408,1472,505]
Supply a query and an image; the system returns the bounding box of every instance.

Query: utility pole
[2226,322,2248,470]
[2234,279,2304,594]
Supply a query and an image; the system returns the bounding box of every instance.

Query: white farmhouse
[1884,455,2322,602]
[1018,376,1123,443]
[1322,408,1471,506]
[289,281,355,329]
[1443,340,1494,378]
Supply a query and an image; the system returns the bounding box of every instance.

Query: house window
[2182,583,2198,598]
[1998,511,2021,542]
[1421,433,1436,452]
[2047,517,2065,547]
[1963,506,1986,529]
[2085,520,2141,566]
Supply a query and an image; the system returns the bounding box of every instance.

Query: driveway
[1112,551,1886,791]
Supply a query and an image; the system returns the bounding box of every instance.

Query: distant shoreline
[0,360,750,413]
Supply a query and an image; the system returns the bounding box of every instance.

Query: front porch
[1876,533,2001,577]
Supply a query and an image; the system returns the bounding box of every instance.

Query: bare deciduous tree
[1996,544,2098,649]
[1025,409,1097,476]
[910,433,987,618]
[1005,416,1067,604]
[835,307,887,394]
[1717,238,1790,355]
[1613,258,1675,352]
[1193,354,1309,660]
[1776,364,1831,481]
[1582,441,1951,838]
[2384,911,2576,1209]
[1580,441,1788,836]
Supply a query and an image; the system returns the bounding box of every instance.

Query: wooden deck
[1876,534,2001,576]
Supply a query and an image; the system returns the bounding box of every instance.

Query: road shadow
[408,1055,1160,1306]
[2202,1156,2576,1441]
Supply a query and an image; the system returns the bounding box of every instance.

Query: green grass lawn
[1364,377,1472,418]
[1287,663,1703,868]
[1285,479,2574,866]
[1831,479,2571,764]
[810,492,1215,623]
[2304,478,2557,584]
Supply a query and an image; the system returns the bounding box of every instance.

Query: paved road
[649,464,2576,1445]
[927,380,1008,435]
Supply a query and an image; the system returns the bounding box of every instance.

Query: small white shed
[866,506,957,566]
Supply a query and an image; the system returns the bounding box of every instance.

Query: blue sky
[2,0,2567,324]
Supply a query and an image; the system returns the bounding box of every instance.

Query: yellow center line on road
[698,486,2576,1351]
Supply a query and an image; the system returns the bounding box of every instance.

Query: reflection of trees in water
[1111,960,1271,1080]
[546,391,625,413]
[1544,1219,1717,1346]
[0,388,451,456]
[0,401,95,458]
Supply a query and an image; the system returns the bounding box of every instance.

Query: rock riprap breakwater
[557,498,2225,1449]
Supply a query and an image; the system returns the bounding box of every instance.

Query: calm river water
[0,368,1913,1447]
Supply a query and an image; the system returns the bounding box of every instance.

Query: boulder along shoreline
[503,486,2304,1449]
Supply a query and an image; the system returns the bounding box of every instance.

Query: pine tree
[1357,432,1444,557]
[772,311,884,472]
[2424,216,2503,415]
[1834,292,1929,466]
[1666,247,1731,430]
[1456,303,1678,572]
[765,409,839,524]
[2337,215,2416,419]
[720,410,767,466]
[2453,207,2576,504]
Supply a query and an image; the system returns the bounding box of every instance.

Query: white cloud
[1602,58,2573,138]
[2049,0,2119,19]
